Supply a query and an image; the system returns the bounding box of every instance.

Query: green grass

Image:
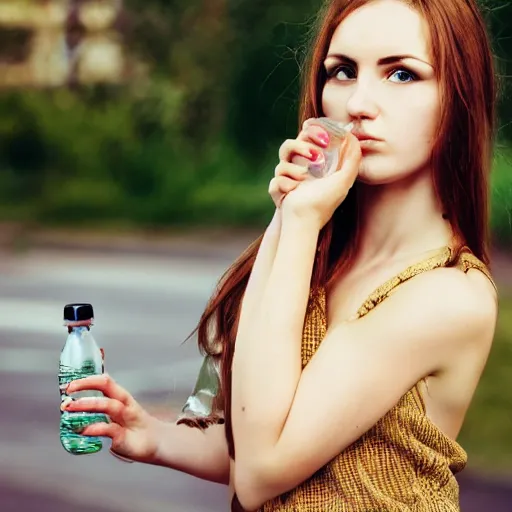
[458,292,512,474]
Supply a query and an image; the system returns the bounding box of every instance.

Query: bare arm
[146,209,283,484]
[64,374,231,485]
[150,420,230,485]
[64,211,283,488]
[231,214,318,500]
[232,215,317,457]
[236,209,282,334]
[231,220,497,510]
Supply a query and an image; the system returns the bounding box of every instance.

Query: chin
[356,167,402,186]
[355,156,424,186]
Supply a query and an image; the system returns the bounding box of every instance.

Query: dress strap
[350,246,497,321]
[354,246,452,320]
[455,247,498,293]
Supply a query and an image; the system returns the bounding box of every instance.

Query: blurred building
[0,0,126,87]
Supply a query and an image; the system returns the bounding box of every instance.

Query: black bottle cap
[64,303,94,322]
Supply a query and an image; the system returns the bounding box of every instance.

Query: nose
[346,82,379,121]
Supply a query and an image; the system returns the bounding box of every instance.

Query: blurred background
[0,0,510,510]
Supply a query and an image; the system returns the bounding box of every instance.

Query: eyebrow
[324,53,433,68]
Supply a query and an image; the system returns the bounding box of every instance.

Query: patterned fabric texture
[181,246,496,511]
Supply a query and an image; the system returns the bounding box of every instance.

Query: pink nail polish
[318,132,330,147]
[310,149,321,161]
[307,118,352,179]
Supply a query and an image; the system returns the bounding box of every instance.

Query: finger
[66,374,133,406]
[301,118,318,132]
[80,421,123,439]
[269,176,301,207]
[298,123,330,148]
[65,396,125,424]
[272,191,286,209]
[278,139,323,163]
[270,178,300,207]
[60,396,74,412]
[269,176,301,196]
[291,150,325,170]
[332,133,362,186]
[277,176,301,194]
[274,161,309,180]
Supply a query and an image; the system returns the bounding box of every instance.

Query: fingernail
[317,132,329,147]
[60,397,73,411]
[309,149,321,161]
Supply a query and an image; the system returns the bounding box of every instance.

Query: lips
[351,131,381,142]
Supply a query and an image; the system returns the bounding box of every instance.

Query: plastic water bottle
[58,303,109,455]
[293,117,354,179]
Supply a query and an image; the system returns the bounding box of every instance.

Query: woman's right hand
[63,374,162,463]
[269,120,331,208]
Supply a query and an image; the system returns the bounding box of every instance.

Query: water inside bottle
[59,358,108,454]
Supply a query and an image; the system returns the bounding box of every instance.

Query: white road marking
[3,254,226,297]
[0,346,202,395]
[0,297,197,337]
[114,357,203,395]
[0,347,57,373]
[0,298,66,336]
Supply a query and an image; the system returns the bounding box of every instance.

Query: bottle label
[59,358,108,453]
[59,359,98,397]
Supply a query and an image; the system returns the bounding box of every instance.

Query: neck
[354,170,453,264]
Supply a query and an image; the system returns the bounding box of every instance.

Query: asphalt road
[0,246,510,512]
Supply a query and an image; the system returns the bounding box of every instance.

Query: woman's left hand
[281,130,362,229]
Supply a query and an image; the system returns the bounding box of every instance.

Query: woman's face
[322,0,440,185]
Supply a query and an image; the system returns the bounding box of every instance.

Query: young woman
[65,0,499,510]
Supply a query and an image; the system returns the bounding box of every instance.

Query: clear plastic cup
[301,118,354,179]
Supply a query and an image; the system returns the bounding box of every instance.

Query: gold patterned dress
[178,246,496,511]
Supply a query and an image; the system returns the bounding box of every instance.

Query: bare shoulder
[428,265,495,317]
[387,264,498,351]
[319,262,500,383]
[403,266,499,425]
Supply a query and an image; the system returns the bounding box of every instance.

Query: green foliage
[0,82,276,228]
[0,0,510,240]
[0,0,509,473]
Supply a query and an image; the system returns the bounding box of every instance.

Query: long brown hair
[190,0,497,458]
